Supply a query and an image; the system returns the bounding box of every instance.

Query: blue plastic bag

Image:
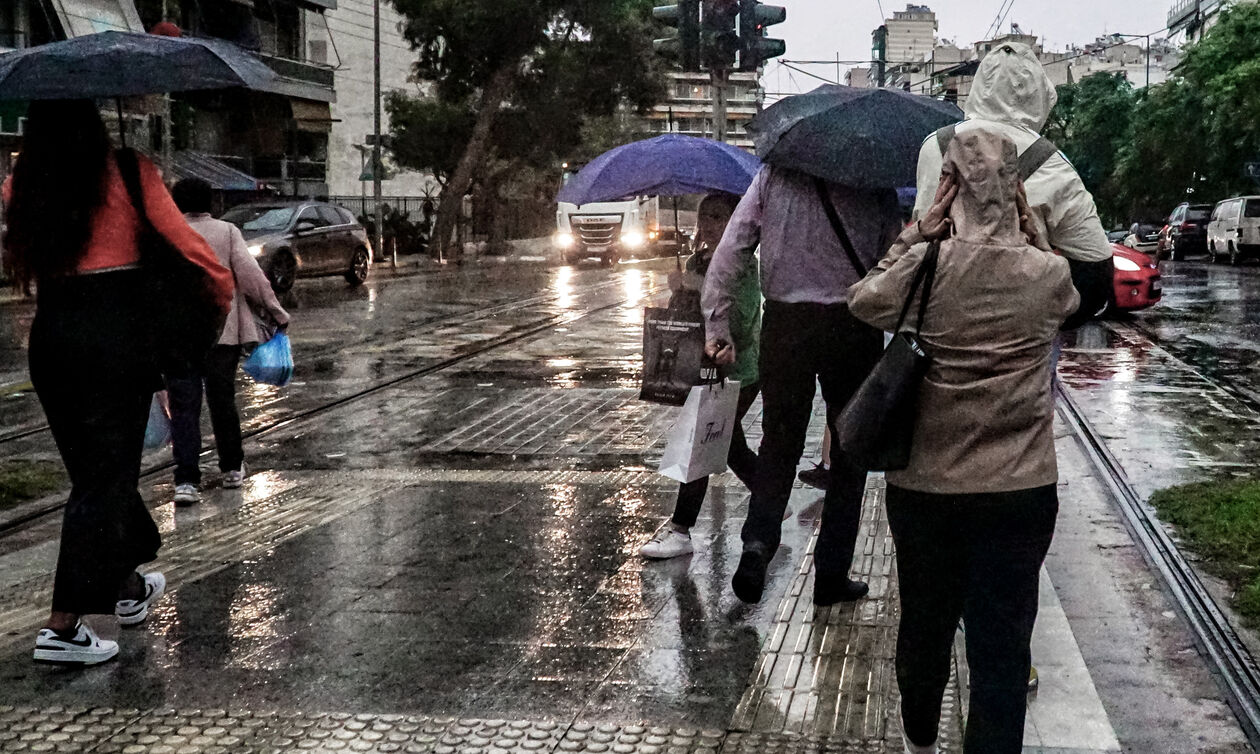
[243,332,294,387]
[144,391,171,451]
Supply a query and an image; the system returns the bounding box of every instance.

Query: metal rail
[0,274,662,535]
[1057,385,1260,746]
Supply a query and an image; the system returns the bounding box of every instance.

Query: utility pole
[1145,34,1151,88]
[711,67,728,142]
[372,0,387,268]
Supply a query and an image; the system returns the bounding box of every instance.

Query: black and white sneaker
[115,572,166,626]
[33,622,118,665]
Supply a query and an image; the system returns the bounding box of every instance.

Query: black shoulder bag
[115,149,228,378]
[833,239,940,471]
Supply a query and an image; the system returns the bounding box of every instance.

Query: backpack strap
[813,177,868,278]
[1018,136,1059,182]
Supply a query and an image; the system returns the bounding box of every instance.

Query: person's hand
[705,339,735,366]
[918,171,958,240]
[1016,181,1041,247]
[271,308,291,329]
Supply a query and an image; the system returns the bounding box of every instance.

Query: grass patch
[0,459,66,512]
[1150,478,1260,621]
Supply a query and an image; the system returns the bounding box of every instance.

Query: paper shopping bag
[640,305,704,406]
[658,380,741,483]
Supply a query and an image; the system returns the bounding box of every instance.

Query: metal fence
[329,195,434,220]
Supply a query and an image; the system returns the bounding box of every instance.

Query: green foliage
[0,460,65,512]
[1111,3,1260,220]
[1150,477,1260,623]
[1044,74,1137,225]
[385,0,666,180]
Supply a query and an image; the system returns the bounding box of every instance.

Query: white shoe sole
[640,544,695,560]
[33,642,119,665]
[117,573,167,626]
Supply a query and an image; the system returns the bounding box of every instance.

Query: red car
[1110,243,1161,312]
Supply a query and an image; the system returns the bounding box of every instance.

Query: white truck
[554,195,689,266]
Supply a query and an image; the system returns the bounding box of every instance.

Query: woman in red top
[3,100,232,665]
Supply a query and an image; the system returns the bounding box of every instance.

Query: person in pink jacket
[167,179,290,505]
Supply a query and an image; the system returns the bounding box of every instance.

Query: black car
[1165,203,1213,260]
[220,201,373,292]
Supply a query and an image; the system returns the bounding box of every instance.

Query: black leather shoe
[814,576,869,606]
[732,547,771,604]
[797,463,830,491]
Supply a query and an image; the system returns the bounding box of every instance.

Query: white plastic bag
[144,391,172,451]
[658,380,741,483]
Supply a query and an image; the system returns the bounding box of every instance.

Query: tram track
[0,270,666,535]
[1057,367,1260,747]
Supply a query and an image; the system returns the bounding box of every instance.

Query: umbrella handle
[115,98,127,148]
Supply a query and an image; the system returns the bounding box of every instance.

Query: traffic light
[654,0,700,72]
[701,0,740,70]
[738,0,786,71]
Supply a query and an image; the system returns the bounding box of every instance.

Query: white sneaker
[33,622,118,665]
[173,483,200,505]
[903,733,938,754]
[640,527,694,559]
[115,572,166,626]
[223,464,247,489]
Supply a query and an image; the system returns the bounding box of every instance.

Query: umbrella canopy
[556,134,761,206]
[749,85,963,189]
[0,30,280,101]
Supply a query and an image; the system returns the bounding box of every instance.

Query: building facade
[642,70,761,151]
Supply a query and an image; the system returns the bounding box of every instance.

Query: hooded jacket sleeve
[848,223,929,332]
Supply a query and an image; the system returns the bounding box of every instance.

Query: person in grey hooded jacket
[914,41,1113,326]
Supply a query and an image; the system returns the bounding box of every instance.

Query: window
[296,206,328,227]
[1186,207,1210,221]
[1245,200,1260,219]
[336,207,357,225]
[317,206,344,226]
[222,205,297,233]
[1212,203,1224,221]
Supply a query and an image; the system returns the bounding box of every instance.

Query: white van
[1207,196,1260,265]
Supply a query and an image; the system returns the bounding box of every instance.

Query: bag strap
[114,148,155,235]
[1018,136,1059,182]
[813,177,868,278]
[893,239,941,335]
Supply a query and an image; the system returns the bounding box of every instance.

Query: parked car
[220,201,373,292]
[1206,196,1260,265]
[1164,202,1213,260]
[1110,242,1162,313]
[1106,229,1130,243]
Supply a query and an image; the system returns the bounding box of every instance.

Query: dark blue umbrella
[749,85,963,189]
[556,134,761,206]
[0,30,279,100]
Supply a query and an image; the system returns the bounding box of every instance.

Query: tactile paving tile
[729,478,964,751]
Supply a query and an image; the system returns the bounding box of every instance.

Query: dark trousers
[742,301,882,577]
[671,381,761,529]
[29,270,162,616]
[168,345,245,485]
[886,483,1058,752]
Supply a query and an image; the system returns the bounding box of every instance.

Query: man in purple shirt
[702,164,902,605]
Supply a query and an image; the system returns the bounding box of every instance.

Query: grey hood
[964,42,1057,132]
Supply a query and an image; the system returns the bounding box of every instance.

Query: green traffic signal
[653,0,700,71]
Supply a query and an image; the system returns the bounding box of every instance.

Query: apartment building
[643,70,762,151]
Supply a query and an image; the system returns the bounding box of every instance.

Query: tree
[1044,74,1137,225]
[385,0,666,256]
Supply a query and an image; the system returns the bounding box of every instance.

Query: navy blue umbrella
[749,85,963,189]
[556,134,761,206]
[0,30,280,100]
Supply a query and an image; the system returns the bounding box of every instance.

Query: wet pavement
[0,257,1255,751]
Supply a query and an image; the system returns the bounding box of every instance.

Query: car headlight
[1114,256,1141,272]
[555,232,575,248]
[247,243,265,257]
[621,231,646,249]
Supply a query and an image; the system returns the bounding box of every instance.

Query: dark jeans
[168,345,244,485]
[886,483,1058,752]
[29,270,162,616]
[671,381,761,529]
[742,301,882,578]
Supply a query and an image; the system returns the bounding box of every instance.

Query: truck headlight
[621,231,645,249]
[555,232,575,248]
[1113,256,1141,272]
[247,243,265,257]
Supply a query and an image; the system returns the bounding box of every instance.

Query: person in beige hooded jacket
[849,129,1078,754]
[914,41,1112,327]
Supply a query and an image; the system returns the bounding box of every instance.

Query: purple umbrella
[556,134,761,206]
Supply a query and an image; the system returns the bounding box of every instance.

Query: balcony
[259,53,335,90]
[1168,0,1221,33]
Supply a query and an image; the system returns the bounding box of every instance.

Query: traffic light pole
[711,67,728,143]
[373,0,388,268]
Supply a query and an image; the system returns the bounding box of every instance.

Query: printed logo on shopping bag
[701,418,728,445]
[640,307,704,406]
